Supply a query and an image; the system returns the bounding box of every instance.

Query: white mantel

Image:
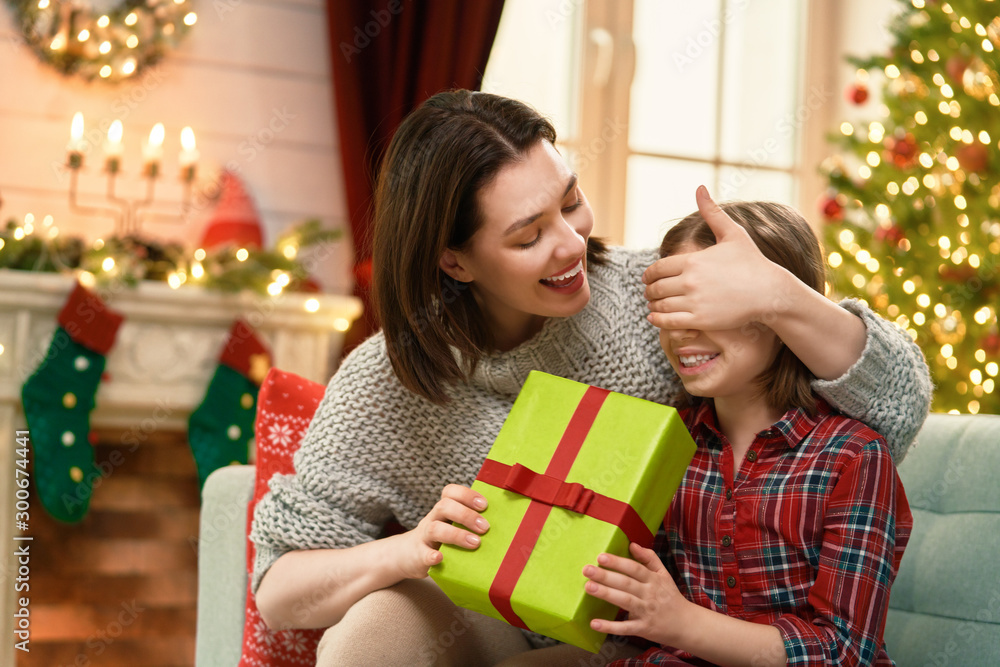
[0,269,363,664]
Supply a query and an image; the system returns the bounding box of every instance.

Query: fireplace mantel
[0,269,363,664]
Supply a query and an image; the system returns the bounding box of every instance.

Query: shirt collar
[686,398,833,450]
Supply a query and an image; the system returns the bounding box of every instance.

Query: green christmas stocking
[21,282,124,523]
[188,319,271,490]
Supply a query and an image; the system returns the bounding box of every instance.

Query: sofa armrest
[195,464,256,667]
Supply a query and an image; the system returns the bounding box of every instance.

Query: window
[485,0,822,248]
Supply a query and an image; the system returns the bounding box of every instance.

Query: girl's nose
[667,327,699,343]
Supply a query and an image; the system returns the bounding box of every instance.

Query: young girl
[251,91,928,665]
[584,199,912,667]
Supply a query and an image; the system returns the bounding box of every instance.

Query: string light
[305,298,320,313]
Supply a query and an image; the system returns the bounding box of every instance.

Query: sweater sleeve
[811,299,932,464]
[249,339,400,594]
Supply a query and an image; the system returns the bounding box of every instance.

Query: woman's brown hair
[659,201,826,414]
[372,90,608,403]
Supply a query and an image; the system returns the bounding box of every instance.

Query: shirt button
[746,450,758,462]
[721,535,732,547]
[727,576,737,588]
[726,488,733,500]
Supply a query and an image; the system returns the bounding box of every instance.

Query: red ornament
[956,143,990,173]
[884,133,919,169]
[939,264,977,282]
[980,332,1000,356]
[846,82,869,105]
[199,171,264,251]
[945,54,970,86]
[874,224,906,245]
[820,195,844,220]
[353,257,373,290]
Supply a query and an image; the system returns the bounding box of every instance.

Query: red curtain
[326,0,506,352]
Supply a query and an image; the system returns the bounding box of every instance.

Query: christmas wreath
[5,0,196,82]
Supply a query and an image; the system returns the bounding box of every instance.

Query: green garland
[5,0,196,83]
[0,217,342,295]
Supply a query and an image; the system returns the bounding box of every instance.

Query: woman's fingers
[432,497,490,533]
[642,255,685,291]
[425,517,483,549]
[440,483,488,511]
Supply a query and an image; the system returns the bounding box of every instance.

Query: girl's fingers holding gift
[590,617,635,636]
[584,579,635,610]
[629,542,666,572]
[598,551,649,581]
[583,563,642,597]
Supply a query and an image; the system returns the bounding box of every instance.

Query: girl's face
[658,241,782,407]
[441,141,594,349]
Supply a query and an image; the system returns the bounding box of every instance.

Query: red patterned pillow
[239,368,327,666]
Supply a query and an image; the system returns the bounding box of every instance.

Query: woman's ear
[439,249,474,283]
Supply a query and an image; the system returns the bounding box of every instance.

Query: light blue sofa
[194,413,1000,665]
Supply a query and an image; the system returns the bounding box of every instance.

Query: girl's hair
[372,89,608,404]
[658,201,826,414]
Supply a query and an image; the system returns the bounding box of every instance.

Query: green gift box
[429,371,696,652]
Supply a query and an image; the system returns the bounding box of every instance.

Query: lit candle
[67,112,85,169]
[143,122,165,178]
[105,120,123,174]
[179,126,199,181]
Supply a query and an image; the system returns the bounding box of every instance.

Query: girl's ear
[439,249,474,283]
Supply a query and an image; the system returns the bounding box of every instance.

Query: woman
[250,90,930,665]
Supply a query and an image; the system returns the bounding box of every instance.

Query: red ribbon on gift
[474,385,655,630]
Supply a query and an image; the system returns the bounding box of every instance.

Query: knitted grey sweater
[250,246,931,594]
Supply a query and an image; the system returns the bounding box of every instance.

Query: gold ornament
[931,313,967,346]
[962,58,998,101]
[988,17,1000,49]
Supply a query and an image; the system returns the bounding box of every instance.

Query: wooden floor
[21,429,200,667]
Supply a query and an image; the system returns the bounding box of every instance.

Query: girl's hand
[583,542,691,646]
[396,484,490,580]
[643,186,790,331]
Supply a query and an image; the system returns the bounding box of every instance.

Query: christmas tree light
[821,0,999,414]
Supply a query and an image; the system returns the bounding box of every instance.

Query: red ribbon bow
[503,463,596,514]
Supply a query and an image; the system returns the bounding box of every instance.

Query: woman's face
[441,140,594,348]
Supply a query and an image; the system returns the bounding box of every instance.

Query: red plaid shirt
[613,399,911,666]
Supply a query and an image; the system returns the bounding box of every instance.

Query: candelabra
[65,114,200,235]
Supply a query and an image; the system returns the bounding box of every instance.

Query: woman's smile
[540,258,586,292]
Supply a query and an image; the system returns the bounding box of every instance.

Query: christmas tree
[821,0,1000,415]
